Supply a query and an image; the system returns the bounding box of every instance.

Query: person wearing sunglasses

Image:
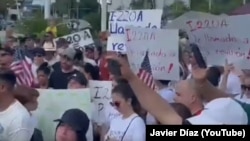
[105,83,145,141]
[31,47,46,84]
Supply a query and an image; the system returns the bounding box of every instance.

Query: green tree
[53,0,100,32]
[190,0,244,15]
[0,0,15,15]
[16,12,70,37]
[130,0,156,9]
[83,12,101,35]
[212,0,242,14]
[169,1,190,18]
[190,0,209,12]
[54,0,99,18]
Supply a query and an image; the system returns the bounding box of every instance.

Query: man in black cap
[55,109,90,141]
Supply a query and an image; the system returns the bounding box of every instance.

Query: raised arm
[106,56,182,125]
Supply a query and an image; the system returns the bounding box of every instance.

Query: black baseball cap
[54,109,89,133]
[68,72,88,86]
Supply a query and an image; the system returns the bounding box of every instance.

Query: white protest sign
[170,15,250,69]
[33,89,93,141]
[107,35,126,52]
[54,29,94,51]
[107,9,163,52]
[89,80,119,125]
[126,27,180,80]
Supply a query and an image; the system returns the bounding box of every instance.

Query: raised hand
[106,55,135,81]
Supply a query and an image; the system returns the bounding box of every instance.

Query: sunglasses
[241,85,250,91]
[110,101,120,107]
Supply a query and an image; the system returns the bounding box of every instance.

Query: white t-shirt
[103,105,121,127]
[235,94,250,104]
[219,72,242,95]
[146,88,175,125]
[105,113,145,141]
[0,100,34,141]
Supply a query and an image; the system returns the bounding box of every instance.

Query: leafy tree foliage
[53,0,100,33]
[0,0,16,15]
[16,12,70,37]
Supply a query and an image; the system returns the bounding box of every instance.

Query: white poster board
[54,29,94,50]
[126,27,180,80]
[169,14,250,69]
[107,9,163,52]
[33,89,93,141]
[89,80,120,126]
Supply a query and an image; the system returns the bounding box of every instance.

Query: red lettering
[204,19,209,28]
[186,20,195,32]
[187,19,229,32]
[152,66,166,72]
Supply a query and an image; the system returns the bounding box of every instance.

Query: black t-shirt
[49,69,80,89]
[52,62,61,71]
[182,120,192,125]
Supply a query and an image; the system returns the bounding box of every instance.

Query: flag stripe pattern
[10,48,34,86]
[137,50,156,90]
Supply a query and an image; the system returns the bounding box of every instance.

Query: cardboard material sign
[55,29,94,50]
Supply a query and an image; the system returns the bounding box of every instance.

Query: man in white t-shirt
[0,70,34,141]
[146,80,176,125]
[219,71,242,96]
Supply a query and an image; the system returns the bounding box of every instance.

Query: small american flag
[137,50,156,90]
[10,48,34,87]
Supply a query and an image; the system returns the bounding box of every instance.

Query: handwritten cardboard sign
[107,9,162,52]
[89,80,119,125]
[126,26,180,81]
[169,15,250,69]
[33,89,93,141]
[54,29,94,51]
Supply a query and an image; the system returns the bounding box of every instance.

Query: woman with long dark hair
[186,43,207,79]
[105,83,145,141]
[189,43,207,69]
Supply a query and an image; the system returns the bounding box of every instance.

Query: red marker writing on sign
[168,63,173,73]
